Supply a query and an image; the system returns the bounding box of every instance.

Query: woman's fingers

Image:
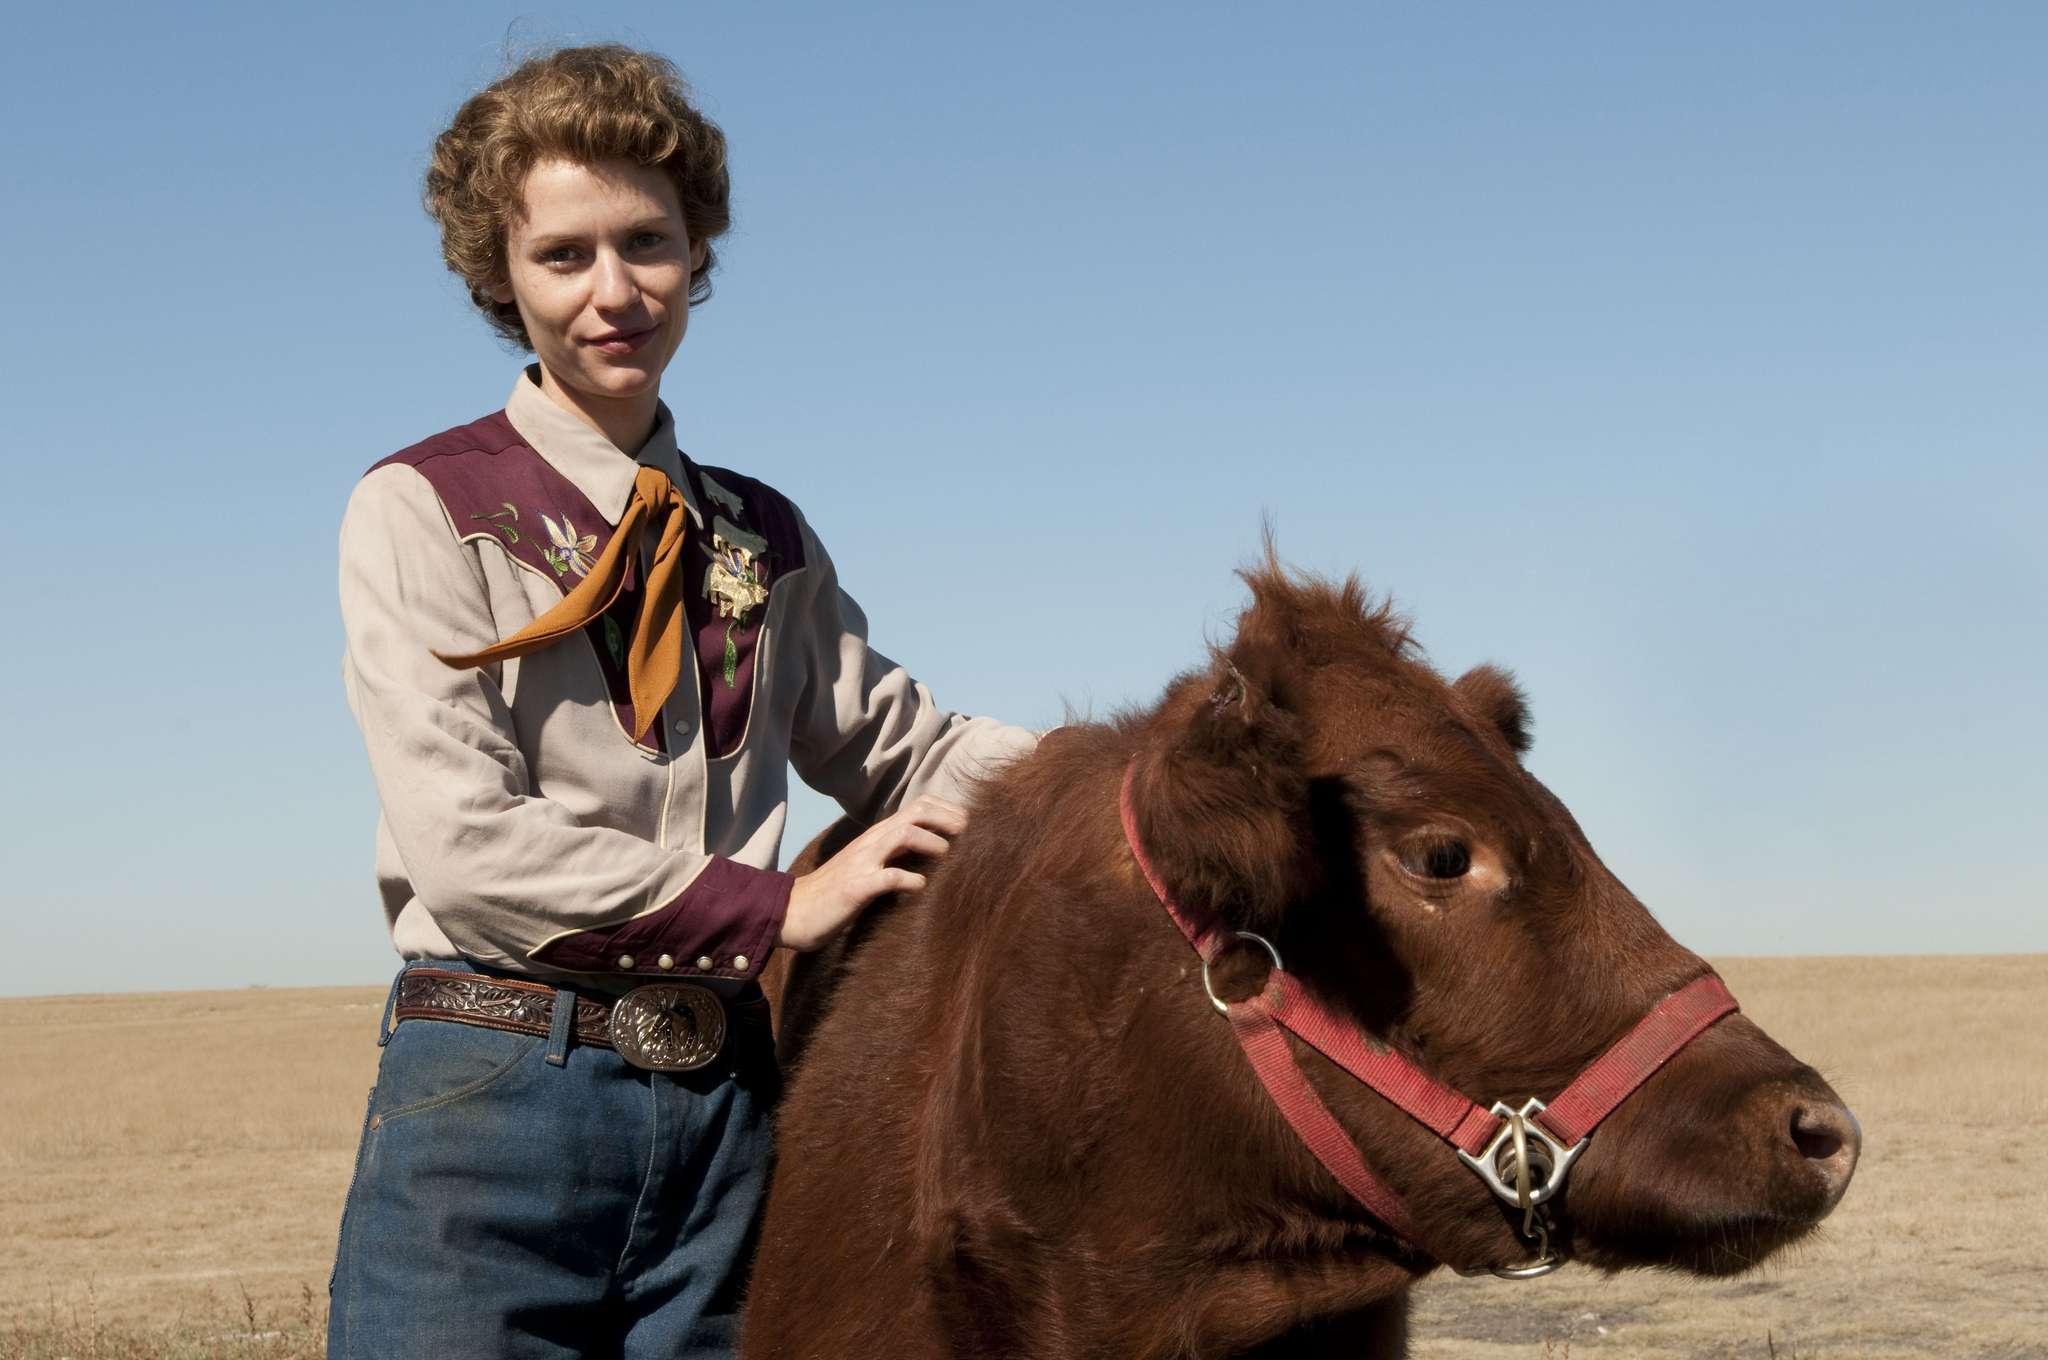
[902,797,968,837]
[857,801,965,861]
[895,826,951,860]
[882,867,928,895]
[779,799,967,949]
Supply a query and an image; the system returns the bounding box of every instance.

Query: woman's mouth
[588,325,658,356]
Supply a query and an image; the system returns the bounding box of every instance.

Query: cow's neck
[1150,1259,1417,1358]
[918,1239,1417,1360]
[901,772,1431,1359]
[1234,1293,1412,1359]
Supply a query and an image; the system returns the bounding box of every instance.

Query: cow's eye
[1400,839,1471,880]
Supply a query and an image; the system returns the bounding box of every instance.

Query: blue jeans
[329,961,779,1359]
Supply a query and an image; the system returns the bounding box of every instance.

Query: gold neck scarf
[435,465,690,743]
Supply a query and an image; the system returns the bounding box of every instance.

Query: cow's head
[1124,562,1859,1277]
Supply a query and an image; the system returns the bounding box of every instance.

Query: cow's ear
[1129,644,1316,933]
[1454,663,1532,756]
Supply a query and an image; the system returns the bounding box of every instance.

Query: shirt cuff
[528,858,792,981]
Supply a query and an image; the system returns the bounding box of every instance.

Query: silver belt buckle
[609,983,727,1072]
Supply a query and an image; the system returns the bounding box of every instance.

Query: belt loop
[377,968,406,1047]
[545,986,577,1067]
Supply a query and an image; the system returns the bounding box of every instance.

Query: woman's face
[492,158,704,421]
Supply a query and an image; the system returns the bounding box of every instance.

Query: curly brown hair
[424,44,733,349]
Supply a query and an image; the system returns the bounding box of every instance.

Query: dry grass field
[1,955,2042,1358]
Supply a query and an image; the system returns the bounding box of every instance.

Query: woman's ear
[1129,646,1317,933]
[1453,663,1532,756]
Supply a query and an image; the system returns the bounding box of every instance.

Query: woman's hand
[778,797,968,951]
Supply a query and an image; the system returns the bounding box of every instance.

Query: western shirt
[339,369,1036,993]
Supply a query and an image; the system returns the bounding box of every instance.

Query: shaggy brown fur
[748,560,1857,1359]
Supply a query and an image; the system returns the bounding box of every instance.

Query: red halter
[1119,764,1739,1277]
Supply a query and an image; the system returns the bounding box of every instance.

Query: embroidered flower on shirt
[469,501,522,546]
[541,514,598,578]
[705,517,770,687]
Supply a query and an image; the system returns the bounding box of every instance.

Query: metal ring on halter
[1199,931,1284,1014]
[1449,1205,1566,1281]
[1493,1204,1564,1279]
[1488,1251,1564,1280]
[1450,1249,1563,1279]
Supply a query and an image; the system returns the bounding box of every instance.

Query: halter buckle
[1457,1097,1587,1211]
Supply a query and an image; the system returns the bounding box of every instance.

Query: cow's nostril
[1784,1100,1860,1215]
[1790,1106,1843,1161]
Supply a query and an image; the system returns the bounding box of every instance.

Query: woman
[330,45,1037,1358]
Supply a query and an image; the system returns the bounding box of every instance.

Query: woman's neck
[535,365,662,454]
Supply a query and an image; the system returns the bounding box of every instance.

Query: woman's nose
[590,251,638,310]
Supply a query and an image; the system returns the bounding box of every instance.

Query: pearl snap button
[695,956,714,970]
[657,954,675,970]
[673,717,689,735]
[617,954,636,970]
[731,955,750,971]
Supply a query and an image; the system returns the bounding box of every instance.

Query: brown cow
[746,560,1859,1359]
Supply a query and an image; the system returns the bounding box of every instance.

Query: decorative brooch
[700,473,747,520]
[705,514,770,687]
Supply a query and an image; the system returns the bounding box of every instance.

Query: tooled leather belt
[393,968,733,1072]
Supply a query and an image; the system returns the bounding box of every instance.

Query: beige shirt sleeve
[785,510,1039,824]
[339,464,787,980]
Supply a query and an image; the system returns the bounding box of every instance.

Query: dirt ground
[1,955,2042,1357]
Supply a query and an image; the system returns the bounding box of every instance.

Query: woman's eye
[540,246,580,266]
[631,231,666,249]
[1400,839,1471,880]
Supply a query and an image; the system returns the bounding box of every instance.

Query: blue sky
[2,3,2042,995]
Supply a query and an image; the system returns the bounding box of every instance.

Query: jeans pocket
[371,1020,543,1126]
